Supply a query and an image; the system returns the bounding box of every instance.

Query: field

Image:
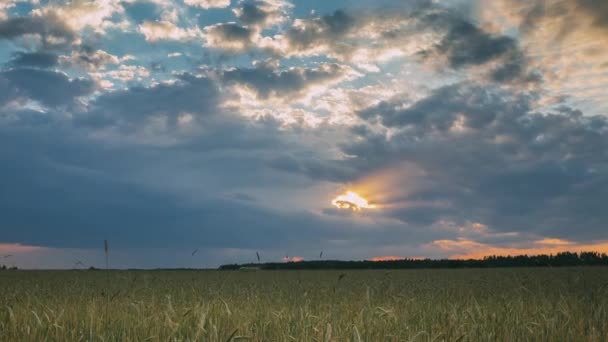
[2,268,608,341]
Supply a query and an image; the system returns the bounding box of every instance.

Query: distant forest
[219,252,608,270]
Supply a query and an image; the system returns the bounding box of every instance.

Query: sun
[332,191,376,211]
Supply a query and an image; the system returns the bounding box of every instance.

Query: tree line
[219,252,608,270]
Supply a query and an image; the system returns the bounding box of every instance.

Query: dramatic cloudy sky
[1,0,607,268]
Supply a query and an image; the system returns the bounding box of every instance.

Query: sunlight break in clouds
[332,191,376,211]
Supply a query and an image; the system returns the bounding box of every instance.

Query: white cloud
[0,2,15,20]
[184,0,231,9]
[60,49,133,71]
[139,20,202,42]
[232,0,292,28]
[100,65,151,82]
[31,0,124,34]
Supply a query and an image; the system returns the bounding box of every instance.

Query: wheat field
[1,268,608,341]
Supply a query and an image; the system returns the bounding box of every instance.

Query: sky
[0,0,607,269]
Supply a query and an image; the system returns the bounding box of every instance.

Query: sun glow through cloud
[332,191,376,211]
[282,256,304,262]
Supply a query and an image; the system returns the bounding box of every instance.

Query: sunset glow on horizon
[282,256,304,262]
[370,256,405,262]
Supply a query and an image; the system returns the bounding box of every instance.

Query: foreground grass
[1,268,608,341]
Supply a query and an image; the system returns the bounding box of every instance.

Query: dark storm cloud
[284,9,357,54]
[0,151,333,249]
[358,84,531,130]
[210,23,254,40]
[220,61,354,99]
[8,51,58,68]
[0,130,293,249]
[1,68,94,108]
[79,73,220,128]
[349,83,608,239]
[0,12,95,109]
[0,107,427,251]
[415,5,537,84]
[233,0,290,28]
[268,154,357,182]
[0,60,428,252]
[434,20,517,68]
[0,14,75,48]
[204,22,256,52]
[235,2,271,26]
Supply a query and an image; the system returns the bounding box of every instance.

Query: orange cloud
[431,238,608,259]
[370,256,404,262]
[0,243,44,254]
[535,238,572,246]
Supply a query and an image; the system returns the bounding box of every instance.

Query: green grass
[1,268,608,341]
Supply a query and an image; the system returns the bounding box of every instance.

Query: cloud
[79,73,219,128]
[358,83,530,130]
[0,105,388,251]
[412,4,539,85]
[277,9,360,58]
[203,22,256,52]
[203,8,415,65]
[423,15,518,68]
[480,0,608,112]
[577,0,608,30]
[60,47,127,71]
[184,0,231,9]
[92,65,150,85]
[1,68,94,108]
[220,60,359,100]
[268,154,357,182]
[211,3,533,78]
[0,2,15,21]
[0,243,44,254]
[232,0,292,28]
[139,20,202,42]
[0,13,76,48]
[341,83,608,240]
[30,0,124,34]
[8,51,58,69]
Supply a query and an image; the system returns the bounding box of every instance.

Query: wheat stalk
[104,240,109,270]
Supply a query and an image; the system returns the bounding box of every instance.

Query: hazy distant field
[2,268,608,341]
